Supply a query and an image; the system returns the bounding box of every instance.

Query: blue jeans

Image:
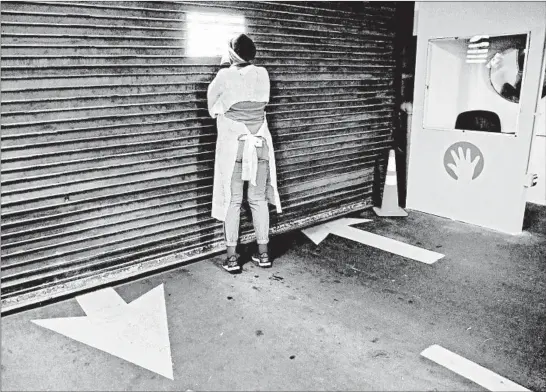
[224,161,270,247]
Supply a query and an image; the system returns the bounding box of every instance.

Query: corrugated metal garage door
[1,1,396,312]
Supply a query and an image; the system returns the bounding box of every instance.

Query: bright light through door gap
[186,12,246,57]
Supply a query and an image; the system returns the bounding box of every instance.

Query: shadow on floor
[523,202,546,236]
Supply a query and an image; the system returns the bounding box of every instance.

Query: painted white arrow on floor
[301,218,444,264]
[32,284,173,380]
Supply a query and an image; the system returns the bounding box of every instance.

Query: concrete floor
[1,204,545,391]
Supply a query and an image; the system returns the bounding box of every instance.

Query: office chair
[455,110,501,133]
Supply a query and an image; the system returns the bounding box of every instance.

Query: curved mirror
[489,48,546,103]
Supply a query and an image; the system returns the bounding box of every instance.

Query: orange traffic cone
[373,149,408,217]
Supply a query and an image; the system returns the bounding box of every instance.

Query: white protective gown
[207,64,282,221]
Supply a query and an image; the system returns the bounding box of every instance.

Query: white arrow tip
[31,284,174,380]
[301,225,330,245]
[301,217,373,245]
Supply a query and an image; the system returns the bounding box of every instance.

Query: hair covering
[229,33,256,62]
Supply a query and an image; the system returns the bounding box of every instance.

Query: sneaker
[222,255,241,272]
[251,252,271,268]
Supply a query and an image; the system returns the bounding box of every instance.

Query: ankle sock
[258,244,268,254]
[227,246,237,258]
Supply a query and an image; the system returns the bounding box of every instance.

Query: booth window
[186,12,246,57]
[423,34,529,134]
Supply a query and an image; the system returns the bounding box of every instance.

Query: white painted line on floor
[32,284,173,380]
[421,344,530,391]
[334,224,443,264]
[301,218,444,264]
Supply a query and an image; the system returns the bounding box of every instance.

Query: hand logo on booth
[444,142,484,182]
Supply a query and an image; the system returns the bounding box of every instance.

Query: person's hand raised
[220,51,231,68]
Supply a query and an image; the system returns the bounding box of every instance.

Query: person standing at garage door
[207,33,282,273]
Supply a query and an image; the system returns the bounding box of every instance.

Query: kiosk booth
[407,2,546,234]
